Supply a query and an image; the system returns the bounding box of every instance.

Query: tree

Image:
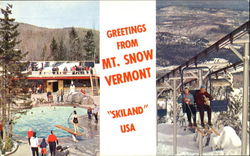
[40,44,47,61]
[49,37,59,60]
[0,4,32,152]
[68,27,82,60]
[69,27,78,41]
[58,38,67,60]
[83,30,95,61]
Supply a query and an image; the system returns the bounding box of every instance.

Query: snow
[209,126,241,151]
[157,123,248,155]
[157,99,166,109]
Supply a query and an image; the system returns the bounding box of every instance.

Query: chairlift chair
[209,78,231,112]
[180,67,229,112]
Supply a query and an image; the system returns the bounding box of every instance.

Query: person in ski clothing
[178,86,197,127]
[40,138,48,156]
[47,131,59,156]
[27,128,34,145]
[72,111,79,133]
[30,132,39,156]
[195,85,213,127]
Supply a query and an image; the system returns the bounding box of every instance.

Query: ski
[204,127,213,135]
[187,126,196,133]
[206,126,220,136]
[195,126,207,136]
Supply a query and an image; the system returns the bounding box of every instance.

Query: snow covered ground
[157,123,248,156]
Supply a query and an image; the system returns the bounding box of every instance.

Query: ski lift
[180,67,229,112]
[157,98,167,120]
[209,78,231,112]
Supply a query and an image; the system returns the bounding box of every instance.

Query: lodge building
[26,61,100,94]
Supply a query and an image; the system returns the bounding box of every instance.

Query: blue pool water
[13,106,87,138]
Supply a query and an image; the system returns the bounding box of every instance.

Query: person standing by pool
[30,132,39,156]
[47,92,52,102]
[87,107,92,120]
[47,130,58,156]
[69,82,75,94]
[72,111,79,133]
[40,138,48,156]
[56,90,60,103]
[0,121,3,139]
[80,88,85,95]
[27,128,34,145]
[60,89,64,102]
[93,104,99,123]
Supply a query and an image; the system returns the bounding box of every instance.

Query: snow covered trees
[215,88,243,136]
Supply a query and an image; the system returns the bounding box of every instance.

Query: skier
[195,85,213,127]
[178,86,197,127]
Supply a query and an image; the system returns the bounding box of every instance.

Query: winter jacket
[177,93,195,105]
[195,91,213,106]
[178,93,195,113]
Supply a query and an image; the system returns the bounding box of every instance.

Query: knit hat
[200,85,206,88]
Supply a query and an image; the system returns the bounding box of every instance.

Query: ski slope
[157,123,246,155]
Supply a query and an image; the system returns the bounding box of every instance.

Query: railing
[30,71,95,76]
[26,68,97,77]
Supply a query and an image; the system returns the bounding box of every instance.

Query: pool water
[13,106,87,138]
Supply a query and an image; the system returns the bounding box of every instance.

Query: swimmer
[72,111,79,133]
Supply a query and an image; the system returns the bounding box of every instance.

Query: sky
[0,1,99,30]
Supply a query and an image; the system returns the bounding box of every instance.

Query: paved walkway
[12,105,99,156]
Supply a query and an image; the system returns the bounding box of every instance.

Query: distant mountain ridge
[156,4,249,66]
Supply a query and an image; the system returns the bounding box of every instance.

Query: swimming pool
[13,106,87,138]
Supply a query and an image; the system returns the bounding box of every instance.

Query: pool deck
[32,92,100,108]
[12,93,100,156]
[13,115,99,156]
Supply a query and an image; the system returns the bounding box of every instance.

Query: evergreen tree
[0,4,32,152]
[40,44,47,61]
[58,38,67,60]
[49,37,59,60]
[69,27,78,41]
[68,27,82,60]
[83,30,95,61]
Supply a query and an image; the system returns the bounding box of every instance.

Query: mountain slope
[16,23,99,61]
[156,4,249,66]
